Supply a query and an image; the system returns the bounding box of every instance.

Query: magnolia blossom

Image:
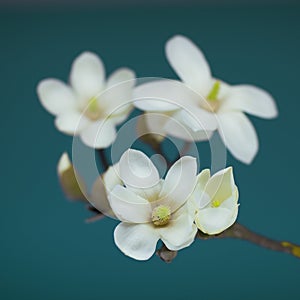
[37,52,135,148]
[107,149,198,260]
[189,167,239,235]
[90,164,122,218]
[134,35,278,164]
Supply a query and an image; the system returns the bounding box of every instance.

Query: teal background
[1,3,300,300]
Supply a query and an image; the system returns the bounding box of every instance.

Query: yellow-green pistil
[211,199,222,208]
[201,81,221,112]
[152,205,171,226]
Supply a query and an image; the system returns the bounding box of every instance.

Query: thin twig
[156,223,300,263]
[198,223,300,257]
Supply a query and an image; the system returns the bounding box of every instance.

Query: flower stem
[97,149,109,172]
[157,223,300,263]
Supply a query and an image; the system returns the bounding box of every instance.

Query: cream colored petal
[195,206,238,235]
[70,52,105,99]
[109,185,152,223]
[103,163,122,192]
[79,118,117,149]
[218,112,259,164]
[119,149,160,189]
[221,84,278,119]
[90,175,115,218]
[165,35,212,96]
[159,211,197,251]
[158,156,197,212]
[114,222,159,261]
[37,79,77,115]
[55,111,91,135]
[133,79,199,111]
[205,167,235,203]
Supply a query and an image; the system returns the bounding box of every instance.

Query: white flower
[90,164,122,218]
[108,149,198,260]
[190,167,239,235]
[37,52,135,148]
[134,35,278,164]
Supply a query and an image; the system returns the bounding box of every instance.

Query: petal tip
[57,152,71,174]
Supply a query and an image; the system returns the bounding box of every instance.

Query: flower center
[151,205,171,226]
[200,81,221,112]
[85,97,102,120]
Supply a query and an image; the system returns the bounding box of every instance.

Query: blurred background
[1,1,300,299]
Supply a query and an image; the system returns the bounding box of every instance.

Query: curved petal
[101,68,135,116]
[158,156,197,212]
[114,222,159,261]
[133,80,199,112]
[166,35,212,95]
[109,185,152,223]
[205,167,235,203]
[218,112,258,164]
[79,118,117,149]
[127,180,163,203]
[193,169,211,209]
[221,85,278,119]
[107,68,135,89]
[220,187,239,210]
[90,176,115,218]
[143,112,169,138]
[103,163,122,191]
[164,114,213,142]
[55,111,91,135]
[70,52,105,99]
[37,79,77,115]
[197,169,211,190]
[119,149,160,189]
[172,108,218,132]
[195,206,238,235]
[160,212,197,251]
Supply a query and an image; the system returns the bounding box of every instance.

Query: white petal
[205,167,235,203]
[197,169,211,190]
[164,115,213,142]
[195,206,238,235]
[119,149,160,189]
[90,176,115,218]
[133,80,199,112]
[144,113,169,138]
[160,212,197,251]
[158,156,197,212]
[193,169,211,209]
[70,52,105,99]
[218,112,258,164]
[220,187,239,210]
[114,222,159,261]
[57,152,71,174]
[127,180,163,202]
[37,79,76,115]
[221,85,278,119]
[79,118,117,149]
[166,35,212,95]
[172,108,217,132]
[106,68,135,89]
[109,185,152,223]
[55,111,91,135]
[103,163,122,192]
[101,68,135,116]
